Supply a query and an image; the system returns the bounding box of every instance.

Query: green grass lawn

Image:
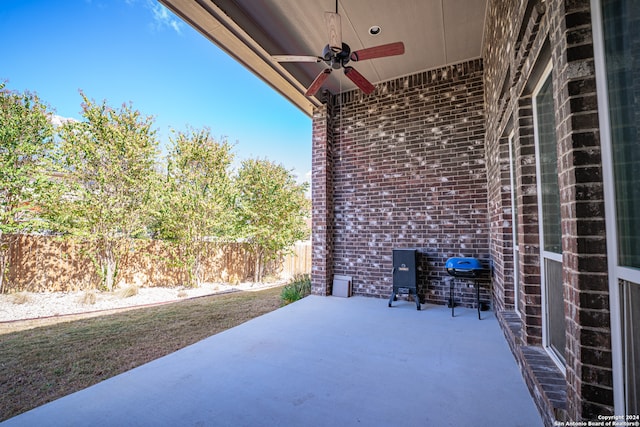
[0,286,284,421]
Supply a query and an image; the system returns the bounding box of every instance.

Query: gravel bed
[0,281,284,322]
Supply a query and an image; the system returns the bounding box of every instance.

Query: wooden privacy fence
[280,240,311,280]
[3,235,311,293]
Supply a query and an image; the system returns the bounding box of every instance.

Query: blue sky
[0,0,312,183]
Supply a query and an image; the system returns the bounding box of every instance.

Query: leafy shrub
[280,274,311,305]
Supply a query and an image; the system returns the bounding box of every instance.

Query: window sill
[498,311,567,424]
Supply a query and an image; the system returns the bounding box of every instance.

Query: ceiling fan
[272,1,405,97]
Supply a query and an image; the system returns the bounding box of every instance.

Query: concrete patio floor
[2,295,542,427]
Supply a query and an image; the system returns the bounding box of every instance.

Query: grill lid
[445,257,483,277]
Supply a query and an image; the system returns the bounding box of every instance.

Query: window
[602,0,640,269]
[535,76,562,254]
[621,281,639,413]
[533,64,566,367]
[509,133,520,313]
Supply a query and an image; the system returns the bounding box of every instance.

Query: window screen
[535,74,562,254]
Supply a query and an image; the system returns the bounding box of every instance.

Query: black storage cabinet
[388,248,421,310]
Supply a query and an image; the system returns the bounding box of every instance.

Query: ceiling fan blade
[324,11,342,53]
[350,41,405,62]
[305,69,332,97]
[344,66,375,94]
[272,55,322,63]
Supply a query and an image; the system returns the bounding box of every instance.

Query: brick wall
[311,98,335,296]
[483,0,613,423]
[516,97,545,347]
[550,0,612,419]
[311,59,489,307]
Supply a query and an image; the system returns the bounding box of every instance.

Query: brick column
[548,0,613,419]
[515,96,544,346]
[486,133,515,313]
[311,93,334,296]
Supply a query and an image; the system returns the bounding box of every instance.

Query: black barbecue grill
[445,257,484,319]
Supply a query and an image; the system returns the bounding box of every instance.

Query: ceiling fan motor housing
[322,43,351,69]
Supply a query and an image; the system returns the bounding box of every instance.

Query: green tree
[235,159,309,282]
[56,93,160,291]
[154,128,235,287]
[0,83,58,293]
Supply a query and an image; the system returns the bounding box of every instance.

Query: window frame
[508,131,521,315]
[532,60,566,372]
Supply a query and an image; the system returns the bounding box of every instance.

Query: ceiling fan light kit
[322,43,351,69]
[273,2,405,97]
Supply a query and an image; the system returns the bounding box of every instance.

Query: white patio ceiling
[159,0,488,115]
